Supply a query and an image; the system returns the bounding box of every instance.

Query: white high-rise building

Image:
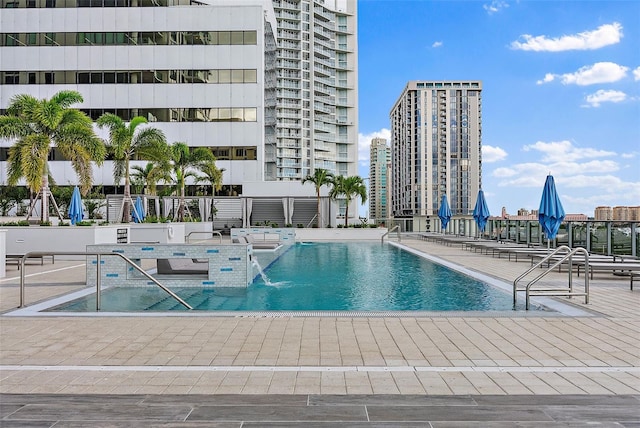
[270,0,358,183]
[390,81,482,218]
[0,0,360,225]
[0,0,277,197]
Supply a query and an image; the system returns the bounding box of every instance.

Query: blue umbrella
[132,196,146,223]
[472,189,491,233]
[538,175,565,240]
[68,186,83,225]
[438,194,452,231]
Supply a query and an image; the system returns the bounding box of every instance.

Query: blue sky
[356,0,640,217]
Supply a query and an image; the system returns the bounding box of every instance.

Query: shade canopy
[472,189,491,232]
[132,196,146,223]
[438,194,452,230]
[538,175,565,240]
[68,186,83,225]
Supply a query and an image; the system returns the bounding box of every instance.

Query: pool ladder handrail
[186,230,223,243]
[18,251,192,311]
[381,225,401,243]
[513,245,589,310]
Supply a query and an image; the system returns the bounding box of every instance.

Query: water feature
[251,258,273,286]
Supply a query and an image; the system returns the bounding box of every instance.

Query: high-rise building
[270,0,358,183]
[1,0,359,204]
[0,0,277,198]
[368,137,389,222]
[389,81,482,218]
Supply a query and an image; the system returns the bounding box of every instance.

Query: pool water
[50,242,528,312]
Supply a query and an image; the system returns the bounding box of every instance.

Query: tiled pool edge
[2,241,594,317]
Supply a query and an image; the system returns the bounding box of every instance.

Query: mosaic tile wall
[86,243,253,288]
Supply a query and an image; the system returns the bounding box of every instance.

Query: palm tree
[302,168,333,227]
[0,91,105,223]
[96,114,167,222]
[130,162,169,197]
[166,142,216,222]
[195,162,224,221]
[330,175,367,227]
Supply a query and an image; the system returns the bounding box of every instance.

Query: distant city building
[368,137,390,222]
[594,206,613,221]
[613,206,630,221]
[389,81,482,218]
[595,206,640,221]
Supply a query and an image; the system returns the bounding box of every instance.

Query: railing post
[19,255,26,308]
[96,254,101,311]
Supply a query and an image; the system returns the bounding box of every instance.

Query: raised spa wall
[86,243,254,288]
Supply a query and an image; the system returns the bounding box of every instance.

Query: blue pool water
[50,242,528,312]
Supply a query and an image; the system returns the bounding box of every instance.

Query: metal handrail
[381,225,401,243]
[306,214,318,228]
[19,251,192,310]
[513,245,589,310]
[186,230,223,243]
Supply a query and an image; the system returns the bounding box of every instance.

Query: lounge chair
[156,258,208,275]
[242,234,282,250]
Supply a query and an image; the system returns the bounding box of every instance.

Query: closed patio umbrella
[472,189,491,235]
[538,174,565,247]
[68,186,83,225]
[132,196,146,223]
[438,194,452,231]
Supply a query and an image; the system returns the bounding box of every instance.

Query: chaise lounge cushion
[243,234,282,250]
[157,258,208,275]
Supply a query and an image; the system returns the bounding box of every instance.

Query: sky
[356,0,640,217]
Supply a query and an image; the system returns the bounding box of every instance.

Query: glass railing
[481,219,639,257]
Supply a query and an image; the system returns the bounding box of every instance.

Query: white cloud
[483,0,509,15]
[486,139,640,213]
[511,22,623,51]
[621,152,637,159]
[523,140,616,162]
[538,62,628,86]
[583,89,627,107]
[482,145,508,163]
[432,41,443,48]
[633,66,640,81]
[536,73,556,85]
[358,128,391,166]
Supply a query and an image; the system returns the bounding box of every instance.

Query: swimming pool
[48,242,533,312]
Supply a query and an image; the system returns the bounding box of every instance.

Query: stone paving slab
[1,394,638,426]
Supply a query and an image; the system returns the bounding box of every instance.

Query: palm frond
[49,90,84,109]
[0,115,31,139]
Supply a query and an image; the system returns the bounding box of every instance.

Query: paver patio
[1,235,638,424]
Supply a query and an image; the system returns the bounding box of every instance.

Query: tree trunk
[40,174,50,223]
[316,189,321,228]
[178,183,185,222]
[123,175,131,223]
[344,199,349,228]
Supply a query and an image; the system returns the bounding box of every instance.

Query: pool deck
[1,235,638,425]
